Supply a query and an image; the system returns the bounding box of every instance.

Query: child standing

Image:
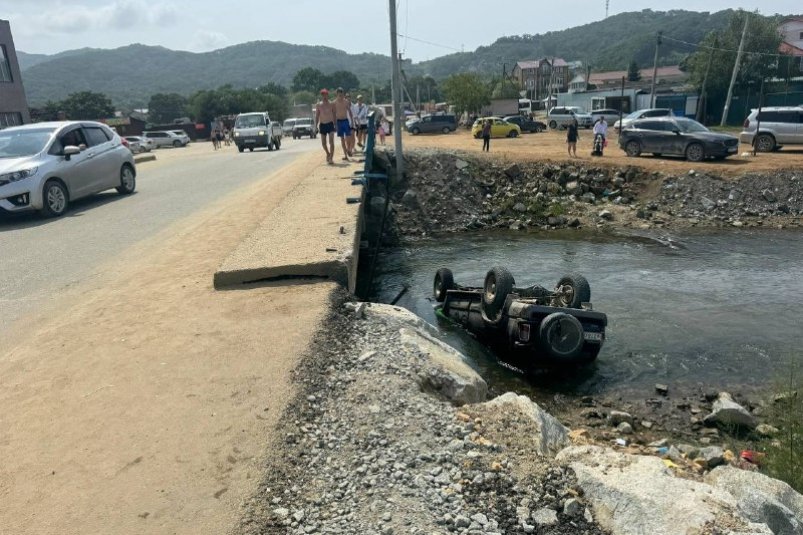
[481,119,491,152]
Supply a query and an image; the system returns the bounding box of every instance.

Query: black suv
[503,115,546,133]
[619,117,739,162]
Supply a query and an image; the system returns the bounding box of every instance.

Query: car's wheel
[238,146,244,153]
[754,133,775,152]
[173,140,181,148]
[41,179,68,217]
[549,120,557,129]
[433,268,455,302]
[625,140,642,157]
[534,124,544,133]
[275,138,281,150]
[482,267,515,323]
[553,273,591,309]
[539,312,584,360]
[249,147,254,152]
[508,130,519,138]
[652,153,662,157]
[411,127,420,135]
[116,164,136,195]
[442,126,451,134]
[685,142,705,162]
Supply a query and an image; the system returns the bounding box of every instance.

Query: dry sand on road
[403,128,803,177]
[0,151,335,535]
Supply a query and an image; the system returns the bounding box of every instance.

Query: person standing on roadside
[315,89,336,164]
[333,88,355,161]
[353,95,369,149]
[567,118,579,158]
[378,116,388,145]
[481,119,492,152]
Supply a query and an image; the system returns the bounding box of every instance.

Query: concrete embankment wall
[213,159,365,291]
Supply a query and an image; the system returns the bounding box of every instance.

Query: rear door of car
[149,132,168,147]
[767,111,798,144]
[82,125,120,191]
[634,121,666,153]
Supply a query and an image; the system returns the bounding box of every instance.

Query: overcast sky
[4,0,799,61]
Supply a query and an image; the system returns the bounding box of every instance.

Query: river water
[371,228,803,401]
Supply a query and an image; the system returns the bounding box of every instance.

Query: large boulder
[704,392,758,429]
[399,327,488,405]
[481,392,570,456]
[556,445,754,535]
[706,466,803,535]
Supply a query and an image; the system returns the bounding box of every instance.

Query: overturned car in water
[433,267,607,369]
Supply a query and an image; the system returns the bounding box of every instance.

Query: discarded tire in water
[539,312,584,360]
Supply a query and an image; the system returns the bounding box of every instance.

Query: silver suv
[0,121,136,217]
[740,106,803,152]
[142,130,188,148]
[547,106,593,129]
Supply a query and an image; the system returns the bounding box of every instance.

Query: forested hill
[416,9,737,78]
[20,42,393,107]
[19,9,758,107]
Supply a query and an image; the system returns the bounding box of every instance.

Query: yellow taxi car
[471,117,522,139]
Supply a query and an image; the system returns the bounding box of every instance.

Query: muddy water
[372,229,803,401]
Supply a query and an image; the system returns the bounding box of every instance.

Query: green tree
[491,80,521,99]
[292,67,325,92]
[441,73,491,115]
[259,82,289,97]
[326,70,360,92]
[61,91,115,120]
[627,60,642,81]
[686,10,782,119]
[292,91,318,105]
[147,93,188,124]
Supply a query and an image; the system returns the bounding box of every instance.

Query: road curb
[134,154,157,164]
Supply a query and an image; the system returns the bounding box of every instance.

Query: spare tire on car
[539,312,584,360]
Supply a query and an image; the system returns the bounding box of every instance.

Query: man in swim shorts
[315,89,336,164]
[333,87,355,161]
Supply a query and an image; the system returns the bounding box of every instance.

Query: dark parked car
[619,117,740,162]
[433,267,607,369]
[406,114,457,135]
[503,115,546,133]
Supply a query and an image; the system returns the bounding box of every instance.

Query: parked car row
[0,121,136,217]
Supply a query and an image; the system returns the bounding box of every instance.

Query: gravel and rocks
[235,295,608,534]
[373,149,802,242]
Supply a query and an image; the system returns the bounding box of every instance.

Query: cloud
[188,30,230,52]
[25,0,179,34]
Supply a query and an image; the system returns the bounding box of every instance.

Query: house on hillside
[0,19,30,127]
[512,58,569,103]
[779,17,803,72]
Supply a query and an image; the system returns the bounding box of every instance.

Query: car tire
[41,179,69,217]
[549,120,557,129]
[652,153,662,157]
[754,133,775,152]
[173,140,181,148]
[553,273,591,309]
[238,146,244,153]
[275,138,281,150]
[539,312,585,361]
[249,147,254,152]
[116,164,136,195]
[433,268,455,302]
[535,125,543,133]
[508,130,518,138]
[482,267,515,323]
[685,142,705,162]
[411,127,420,135]
[442,127,451,134]
[625,140,642,157]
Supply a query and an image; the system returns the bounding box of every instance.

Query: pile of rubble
[373,149,802,240]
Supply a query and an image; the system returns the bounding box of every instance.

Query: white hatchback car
[142,130,189,148]
[0,121,136,217]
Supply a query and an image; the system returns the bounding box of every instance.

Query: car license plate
[584,332,603,342]
[245,139,255,144]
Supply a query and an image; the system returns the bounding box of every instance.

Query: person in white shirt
[352,94,370,149]
[593,117,608,138]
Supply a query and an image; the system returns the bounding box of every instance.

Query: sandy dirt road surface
[403,127,803,177]
[0,142,336,534]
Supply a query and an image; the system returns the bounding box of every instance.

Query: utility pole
[696,34,718,123]
[416,84,420,112]
[649,31,662,108]
[389,0,404,179]
[721,13,749,127]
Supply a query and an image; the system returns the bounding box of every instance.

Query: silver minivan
[0,121,136,217]
[740,106,803,151]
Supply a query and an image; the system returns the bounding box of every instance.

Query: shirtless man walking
[333,87,355,161]
[315,89,336,164]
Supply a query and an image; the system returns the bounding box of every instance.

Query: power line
[396,33,463,52]
[661,34,791,59]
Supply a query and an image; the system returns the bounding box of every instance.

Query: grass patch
[764,360,803,492]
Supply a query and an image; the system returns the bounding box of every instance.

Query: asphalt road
[0,138,319,335]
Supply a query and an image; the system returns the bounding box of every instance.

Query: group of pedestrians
[314,87,374,165]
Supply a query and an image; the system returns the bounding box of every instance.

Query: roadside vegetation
[764,361,803,493]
